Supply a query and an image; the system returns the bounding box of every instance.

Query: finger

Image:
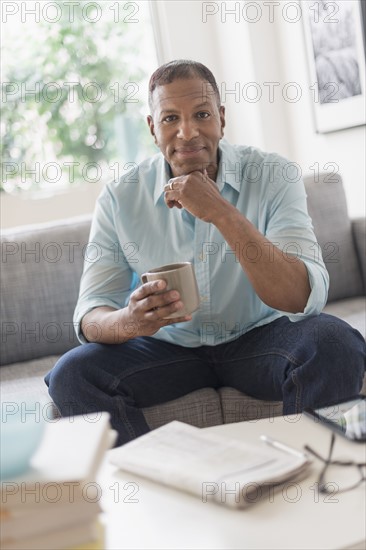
[163,188,182,208]
[144,289,180,310]
[134,279,166,301]
[163,190,177,200]
[145,297,184,319]
[166,199,182,209]
[142,286,183,314]
[164,177,182,192]
[163,182,176,193]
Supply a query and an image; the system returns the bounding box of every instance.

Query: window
[1,1,158,195]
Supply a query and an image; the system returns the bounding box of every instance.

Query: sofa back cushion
[304,172,363,302]
[1,216,92,366]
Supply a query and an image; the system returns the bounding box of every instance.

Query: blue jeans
[45,314,365,446]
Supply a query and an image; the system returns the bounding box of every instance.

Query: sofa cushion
[0,355,59,421]
[219,387,283,423]
[143,388,223,429]
[304,173,364,302]
[1,216,92,365]
[323,297,366,338]
[352,217,366,293]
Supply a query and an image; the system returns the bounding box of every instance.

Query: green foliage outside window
[1,1,157,194]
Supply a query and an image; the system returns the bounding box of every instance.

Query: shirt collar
[153,156,173,205]
[152,138,240,204]
[216,139,241,193]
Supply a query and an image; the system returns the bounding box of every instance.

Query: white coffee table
[97,413,366,550]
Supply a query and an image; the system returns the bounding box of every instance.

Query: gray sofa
[1,173,365,428]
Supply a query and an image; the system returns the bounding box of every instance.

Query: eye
[197,111,210,119]
[162,115,177,123]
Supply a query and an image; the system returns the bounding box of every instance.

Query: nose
[176,118,199,141]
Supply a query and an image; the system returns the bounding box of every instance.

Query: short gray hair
[148,59,221,112]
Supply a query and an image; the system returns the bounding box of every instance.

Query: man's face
[147,78,225,179]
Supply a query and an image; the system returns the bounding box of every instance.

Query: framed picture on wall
[302,0,366,133]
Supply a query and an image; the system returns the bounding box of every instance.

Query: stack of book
[1,412,116,549]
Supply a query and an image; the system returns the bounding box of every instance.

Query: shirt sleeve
[73,185,136,343]
[264,159,329,320]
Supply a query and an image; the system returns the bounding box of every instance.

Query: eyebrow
[159,101,212,115]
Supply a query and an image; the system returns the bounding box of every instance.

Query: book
[67,520,105,550]
[109,420,311,509]
[1,518,100,550]
[0,413,116,549]
[0,501,101,541]
[1,519,105,550]
[0,413,116,511]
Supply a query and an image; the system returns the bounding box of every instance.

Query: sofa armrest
[352,217,366,293]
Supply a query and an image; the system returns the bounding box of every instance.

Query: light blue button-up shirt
[74,139,329,346]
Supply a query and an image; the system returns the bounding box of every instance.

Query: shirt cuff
[280,261,329,322]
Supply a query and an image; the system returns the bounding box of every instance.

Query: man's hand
[81,280,192,344]
[125,279,192,337]
[163,169,226,223]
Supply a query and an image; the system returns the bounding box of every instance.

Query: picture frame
[302,0,366,133]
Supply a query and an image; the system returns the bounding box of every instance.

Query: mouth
[174,146,205,158]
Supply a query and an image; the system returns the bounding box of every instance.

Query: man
[45,60,365,446]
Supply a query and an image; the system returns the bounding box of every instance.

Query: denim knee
[307,314,365,394]
[45,348,81,404]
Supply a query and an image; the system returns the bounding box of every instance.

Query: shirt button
[198,253,204,262]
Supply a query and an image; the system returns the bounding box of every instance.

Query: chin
[172,161,207,177]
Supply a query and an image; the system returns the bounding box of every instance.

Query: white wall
[274,5,366,218]
[2,0,365,229]
[150,0,268,150]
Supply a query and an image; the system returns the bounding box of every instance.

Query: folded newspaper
[109,421,311,508]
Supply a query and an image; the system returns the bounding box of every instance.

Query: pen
[260,435,309,460]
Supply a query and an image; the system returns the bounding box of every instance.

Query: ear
[147,115,157,143]
[219,106,225,137]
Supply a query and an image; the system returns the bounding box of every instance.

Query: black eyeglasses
[304,433,366,494]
